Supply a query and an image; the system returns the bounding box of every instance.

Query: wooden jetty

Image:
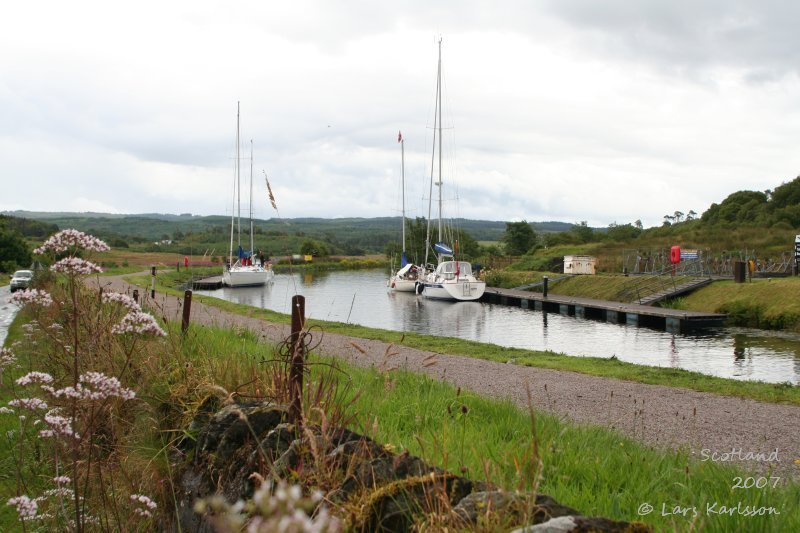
[192,276,223,290]
[482,287,725,333]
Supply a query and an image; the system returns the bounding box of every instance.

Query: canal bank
[89,273,800,478]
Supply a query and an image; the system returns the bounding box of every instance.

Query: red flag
[397,131,402,143]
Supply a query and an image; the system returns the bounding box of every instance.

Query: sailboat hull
[422,279,485,301]
[223,267,274,287]
[389,277,417,292]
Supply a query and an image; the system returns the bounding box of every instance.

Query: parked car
[9,270,33,292]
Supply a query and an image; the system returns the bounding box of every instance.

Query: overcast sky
[2,1,800,228]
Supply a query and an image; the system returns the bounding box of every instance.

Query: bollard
[150,266,156,299]
[289,295,306,425]
[181,290,192,334]
[132,289,139,304]
[542,275,548,298]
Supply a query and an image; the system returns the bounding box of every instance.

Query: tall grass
[303,341,800,530]
[5,295,798,530]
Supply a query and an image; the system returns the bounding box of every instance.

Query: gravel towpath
[93,274,800,479]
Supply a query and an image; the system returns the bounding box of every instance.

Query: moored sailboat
[388,131,421,292]
[222,103,274,288]
[419,39,485,302]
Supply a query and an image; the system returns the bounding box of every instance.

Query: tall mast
[424,38,442,268]
[236,102,241,249]
[228,103,238,266]
[249,139,255,257]
[437,37,443,247]
[401,136,406,254]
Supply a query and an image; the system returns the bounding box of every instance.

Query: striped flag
[264,172,277,210]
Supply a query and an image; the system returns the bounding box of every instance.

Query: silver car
[9,270,33,293]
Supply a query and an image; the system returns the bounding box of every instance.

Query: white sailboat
[420,39,486,302]
[223,103,274,288]
[388,131,421,292]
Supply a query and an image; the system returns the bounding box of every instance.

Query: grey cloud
[542,0,800,78]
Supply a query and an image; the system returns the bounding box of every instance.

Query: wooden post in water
[181,290,192,334]
[542,275,548,298]
[289,295,306,425]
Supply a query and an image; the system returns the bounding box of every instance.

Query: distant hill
[2,211,576,247]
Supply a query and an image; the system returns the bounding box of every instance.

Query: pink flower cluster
[35,229,110,254]
[130,494,157,518]
[9,398,49,411]
[50,257,103,276]
[16,372,54,386]
[45,372,135,402]
[7,495,38,521]
[111,311,167,337]
[0,348,16,371]
[10,289,54,308]
[102,292,141,312]
[39,412,79,440]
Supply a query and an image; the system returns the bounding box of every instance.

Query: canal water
[196,269,800,385]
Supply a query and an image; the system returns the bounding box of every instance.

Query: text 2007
[732,476,781,490]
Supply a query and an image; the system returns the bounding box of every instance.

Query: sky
[2,0,800,229]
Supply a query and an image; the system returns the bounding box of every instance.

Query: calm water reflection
[196,269,800,385]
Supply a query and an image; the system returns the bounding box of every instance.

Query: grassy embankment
[125,272,800,406]
[2,314,797,531]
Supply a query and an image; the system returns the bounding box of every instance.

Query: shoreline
[94,273,800,478]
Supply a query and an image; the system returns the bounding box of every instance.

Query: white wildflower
[51,257,103,276]
[10,289,54,307]
[112,311,166,337]
[35,229,110,254]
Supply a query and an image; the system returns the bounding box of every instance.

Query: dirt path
[94,274,800,479]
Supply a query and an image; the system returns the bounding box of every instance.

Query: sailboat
[388,131,421,292]
[419,39,486,302]
[222,102,274,288]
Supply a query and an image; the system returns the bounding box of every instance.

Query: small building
[564,255,596,275]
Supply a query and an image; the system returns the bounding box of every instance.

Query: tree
[0,227,32,272]
[606,222,641,242]
[300,239,330,257]
[502,221,537,256]
[570,221,594,243]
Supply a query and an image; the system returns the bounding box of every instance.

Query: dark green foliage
[700,177,800,227]
[0,226,32,272]
[300,239,331,257]
[502,220,537,255]
[605,222,642,242]
[0,214,58,238]
[570,221,594,243]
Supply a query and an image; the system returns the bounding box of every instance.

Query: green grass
[677,278,800,330]
[341,360,799,531]
[4,307,798,531]
[125,274,800,407]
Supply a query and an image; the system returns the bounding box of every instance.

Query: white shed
[563,255,596,275]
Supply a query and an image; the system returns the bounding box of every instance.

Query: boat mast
[437,37,443,248]
[236,103,241,252]
[401,135,406,257]
[424,38,442,268]
[228,103,238,266]
[249,139,255,259]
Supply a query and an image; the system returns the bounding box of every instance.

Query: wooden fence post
[289,295,306,425]
[181,290,192,334]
